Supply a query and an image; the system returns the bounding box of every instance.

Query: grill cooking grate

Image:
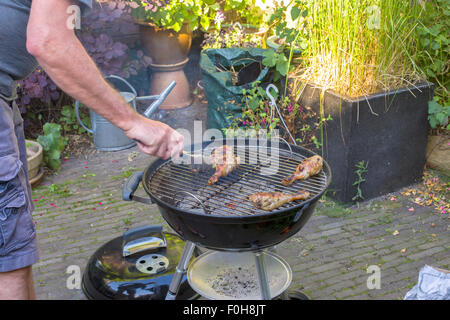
[147,146,329,217]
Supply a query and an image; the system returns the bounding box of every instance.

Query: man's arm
[26,0,183,159]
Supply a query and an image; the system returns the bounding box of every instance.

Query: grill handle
[122,225,167,257]
[122,171,153,204]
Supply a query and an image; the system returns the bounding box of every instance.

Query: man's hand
[124,115,184,159]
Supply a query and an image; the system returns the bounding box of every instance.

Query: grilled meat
[249,190,311,211]
[208,145,240,185]
[281,155,323,186]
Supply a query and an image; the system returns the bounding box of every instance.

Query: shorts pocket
[0,155,22,182]
[0,181,36,256]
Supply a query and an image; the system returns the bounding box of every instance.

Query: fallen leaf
[300,249,309,257]
[128,152,139,162]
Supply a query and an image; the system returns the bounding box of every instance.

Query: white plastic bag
[404,265,450,300]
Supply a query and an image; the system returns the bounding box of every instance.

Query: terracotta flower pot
[137,22,193,109]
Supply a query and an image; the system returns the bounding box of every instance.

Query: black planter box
[296,82,434,203]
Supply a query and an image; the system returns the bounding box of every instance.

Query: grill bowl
[140,138,331,251]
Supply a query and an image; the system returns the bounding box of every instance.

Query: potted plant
[217,1,438,203]
[286,0,435,203]
[263,2,307,63]
[126,0,225,109]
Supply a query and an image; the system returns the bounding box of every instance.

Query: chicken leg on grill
[249,190,311,211]
[208,145,240,185]
[281,155,323,186]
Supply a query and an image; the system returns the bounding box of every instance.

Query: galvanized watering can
[75,75,176,151]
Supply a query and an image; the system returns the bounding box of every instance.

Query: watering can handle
[74,75,139,134]
[105,75,138,97]
[74,100,93,134]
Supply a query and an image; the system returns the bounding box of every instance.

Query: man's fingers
[156,141,170,159]
[133,122,185,160]
[170,140,184,160]
[136,141,158,156]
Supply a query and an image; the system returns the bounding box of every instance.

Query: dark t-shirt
[0,0,92,100]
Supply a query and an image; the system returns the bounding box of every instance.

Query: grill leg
[255,251,271,300]
[165,241,196,300]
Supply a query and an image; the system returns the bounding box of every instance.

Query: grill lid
[81,225,199,300]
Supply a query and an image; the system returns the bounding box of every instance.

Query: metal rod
[165,241,196,300]
[254,251,271,300]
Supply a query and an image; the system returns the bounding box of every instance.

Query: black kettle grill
[83,138,331,300]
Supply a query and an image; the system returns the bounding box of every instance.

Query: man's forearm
[27,0,139,132]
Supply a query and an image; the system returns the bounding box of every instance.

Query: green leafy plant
[265,1,308,49]
[262,50,290,79]
[220,0,264,27]
[127,0,260,32]
[128,0,205,31]
[228,82,280,135]
[37,123,67,171]
[415,0,449,131]
[228,81,322,147]
[60,105,90,135]
[262,0,308,85]
[428,98,450,130]
[202,23,263,49]
[352,161,369,202]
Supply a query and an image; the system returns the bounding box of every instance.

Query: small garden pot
[25,139,43,184]
[295,81,434,203]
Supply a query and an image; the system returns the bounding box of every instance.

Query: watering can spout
[140,80,176,118]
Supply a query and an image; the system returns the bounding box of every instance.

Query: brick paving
[30,144,449,300]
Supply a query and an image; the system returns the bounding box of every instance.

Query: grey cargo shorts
[0,98,39,272]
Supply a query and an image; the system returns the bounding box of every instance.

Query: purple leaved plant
[17,68,60,112]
